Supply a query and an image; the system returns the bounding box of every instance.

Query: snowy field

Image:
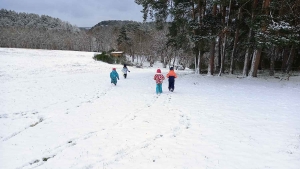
[0,48,300,169]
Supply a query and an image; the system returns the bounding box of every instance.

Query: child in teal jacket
[110,68,119,85]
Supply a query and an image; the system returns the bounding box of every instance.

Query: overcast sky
[1,0,145,27]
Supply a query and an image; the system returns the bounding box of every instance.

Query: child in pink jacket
[153,69,165,94]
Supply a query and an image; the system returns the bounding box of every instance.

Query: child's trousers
[111,78,117,85]
[156,83,163,94]
[168,78,175,91]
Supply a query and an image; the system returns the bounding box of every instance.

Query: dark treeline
[1,3,299,77]
[135,0,300,76]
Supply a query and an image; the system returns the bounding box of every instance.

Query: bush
[93,52,115,64]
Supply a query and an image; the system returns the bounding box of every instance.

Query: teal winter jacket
[110,70,119,84]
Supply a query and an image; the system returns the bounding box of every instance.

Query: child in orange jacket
[166,67,177,92]
[154,69,165,94]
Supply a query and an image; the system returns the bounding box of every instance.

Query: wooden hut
[110,51,124,58]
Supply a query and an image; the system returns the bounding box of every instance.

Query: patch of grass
[30,122,39,127]
[30,159,39,165]
[30,117,44,127]
[93,52,115,64]
[42,157,51,161]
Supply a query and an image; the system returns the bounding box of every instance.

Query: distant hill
[79,27,91,31]
[90,20,142,30]
[0,9,79,32]
[90,20,158,32]
[93,20,140,26]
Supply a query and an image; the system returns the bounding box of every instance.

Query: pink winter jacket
[154,73,165,84]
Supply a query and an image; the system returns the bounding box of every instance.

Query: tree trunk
[216,37,221,73]
[229,8,241,75]
[249,49,262,77]
[281,48,289,72]
[208,4,217,76]
[191,1,199,74]
[194,50,199,74]
[163,52,168,68]
[219,0,232,76]
[198,50,202,74]
[218,34,226,76]
[269,46,278,76]
[131,48,135,62]
[172,51,176,67]
[249,0,270,77]
[208,39,216,76]
[242,0,258,77]
[285,46,295,74]
[221,5,226,25]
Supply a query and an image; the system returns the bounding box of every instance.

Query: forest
[1,0,299,77]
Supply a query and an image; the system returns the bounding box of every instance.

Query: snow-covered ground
[0,48,299,169]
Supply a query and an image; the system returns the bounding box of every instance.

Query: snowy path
[0,48,300,169]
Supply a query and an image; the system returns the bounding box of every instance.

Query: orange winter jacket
[166,70,177,78]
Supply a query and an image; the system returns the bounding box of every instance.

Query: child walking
[153,68,165,94]
[166,67,177,92]
[121,64,130,79]
[110,68,119,85]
